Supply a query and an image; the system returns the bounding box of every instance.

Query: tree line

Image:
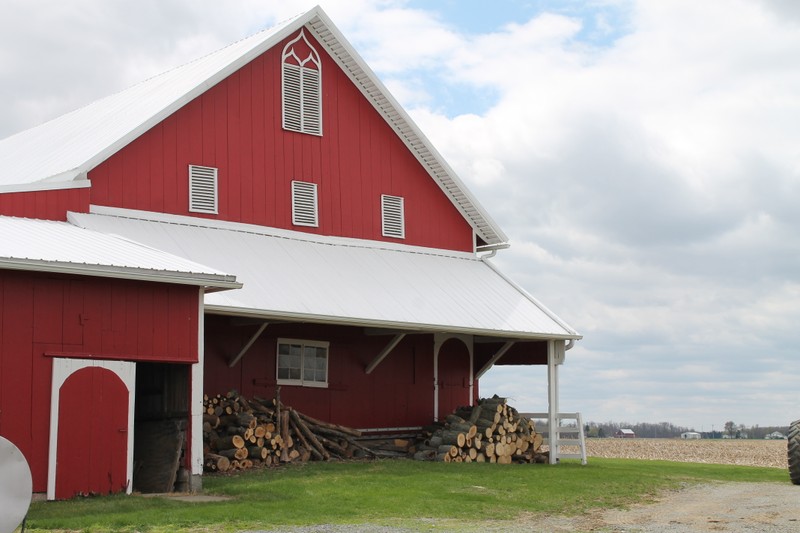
[576,420,791,439]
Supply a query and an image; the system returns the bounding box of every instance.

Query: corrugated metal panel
[0,215,238,288]
[70,210,579,340]
[0,6,507,246]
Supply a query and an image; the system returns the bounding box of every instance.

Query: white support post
[475,341,515,380]
[547,339,559,464]
[433,335,443,422]
[468,341,474,406]
[190,288,205,488]
[365,333,406,374]
[228,322,268,368]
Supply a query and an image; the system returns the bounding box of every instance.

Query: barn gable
[0,6,505,249]
[86,26,476,251]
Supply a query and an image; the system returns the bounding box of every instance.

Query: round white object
[0,436,33,532]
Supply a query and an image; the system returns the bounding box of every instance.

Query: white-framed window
[381,194,405,239]
[188,165,218,214]
[292,180,318,227]
[277,338,329,388]
[282,29,322,136]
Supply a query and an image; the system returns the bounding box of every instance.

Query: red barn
[0,6,580,499]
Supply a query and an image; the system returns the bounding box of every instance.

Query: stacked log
[202,389,372,472]
[413,396,548,464]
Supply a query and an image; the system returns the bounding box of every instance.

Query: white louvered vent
[282,64,302,132]
[292,181,318,227]
[282,30,322,136]
[188,165,218,214]
[301,68,322,135]
[381,194,405,239]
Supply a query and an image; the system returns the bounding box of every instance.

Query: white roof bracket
[228,322,269,368]
[475,341,515,380]
[365,333,406,374]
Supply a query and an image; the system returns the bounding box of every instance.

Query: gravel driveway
[522,481,800,533]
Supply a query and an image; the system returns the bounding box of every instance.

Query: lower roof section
[70,207,580,341]
[0,214,240,290]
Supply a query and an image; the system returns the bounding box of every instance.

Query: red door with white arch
[50,360,134,500]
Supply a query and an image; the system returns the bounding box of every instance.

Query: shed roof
[0,215,240,290]
[0,6,506,247]
[70,208,579,340]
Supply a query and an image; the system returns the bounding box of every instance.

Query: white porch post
[547,339,559,464]
[190,288,205,489]
[433,335,442,422]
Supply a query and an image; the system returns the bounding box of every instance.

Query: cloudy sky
[2,0,798,431]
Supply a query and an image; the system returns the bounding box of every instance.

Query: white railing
[523,412,587,465]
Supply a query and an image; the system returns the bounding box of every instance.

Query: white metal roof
[0,215,240,290]
[69,208,579,340]
[0,6,506,246]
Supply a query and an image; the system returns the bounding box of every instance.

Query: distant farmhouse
[615,429,636,438]
[680,432,701,439]
[766,431,787,440]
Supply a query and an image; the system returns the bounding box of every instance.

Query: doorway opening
[133,363,190,493]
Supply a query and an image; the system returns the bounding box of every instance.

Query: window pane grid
[277,339,328,387]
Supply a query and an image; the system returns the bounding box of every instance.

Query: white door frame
[432,333,473,421]
[47,358,136,500]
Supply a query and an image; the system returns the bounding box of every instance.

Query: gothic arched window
[282,30,322,136]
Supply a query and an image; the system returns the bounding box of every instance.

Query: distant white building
[681,432,701,439]
[766,431,787,440]
[615,429,636,438]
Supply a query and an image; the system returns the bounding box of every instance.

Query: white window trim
[381,194,405,239]
[188,165,218,214]
[281,29,322,136]
[276,338,329,388]
[292,180,319,227]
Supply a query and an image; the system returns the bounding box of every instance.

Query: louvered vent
[282,64,302,132]
[282,30,322,136]
[381,195,405,239]
[189,165,218,214]
[301,68,322,135]
[292,181,318,227]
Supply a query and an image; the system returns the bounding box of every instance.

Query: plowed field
[575,437,787,468]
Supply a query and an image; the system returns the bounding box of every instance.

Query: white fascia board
[204,304,581,341]
[480,257,582,339]
[0,178,91,194]
[307,8,508,246]
[0,258,242,290]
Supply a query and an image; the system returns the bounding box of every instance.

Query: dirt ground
[522,438,799,532]
[524,481,800,533]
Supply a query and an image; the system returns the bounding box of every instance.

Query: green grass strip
[24,457,789,532]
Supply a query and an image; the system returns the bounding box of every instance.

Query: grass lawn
[23,457,789,532]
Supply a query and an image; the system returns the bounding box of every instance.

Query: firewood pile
[202,389,376,473]
[413,396,548,464]
[202,392,547,472]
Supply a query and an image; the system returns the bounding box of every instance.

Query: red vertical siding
[88,31,475,252]
[0,270,200,492]
[0,187,90,220]
[203,317,437,428]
